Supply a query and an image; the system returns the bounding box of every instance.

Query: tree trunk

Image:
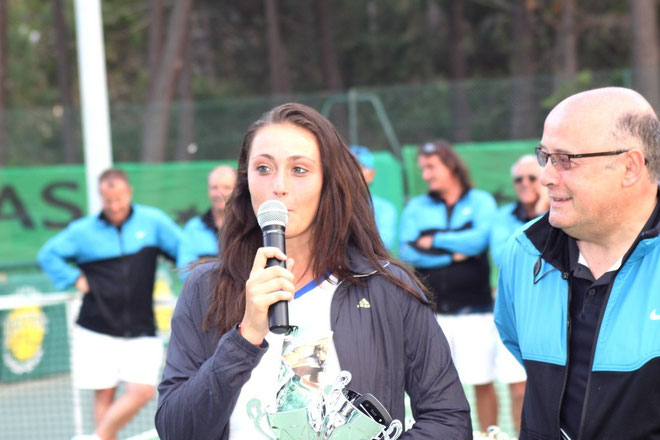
[0,0,6,166]
[147,0,165,100]
[426,0,442,74]
[448,0,470,142]
[195,0,216,77]
[315,0,342,91]
[264,0,291,94]
[141,0,194,163]
[553,0,577,93]
[510,0,537,139]
[53,0,75,163]
[175,19,195,161]
[629,0,659,110]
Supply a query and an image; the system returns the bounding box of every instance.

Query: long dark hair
[420,139,473,192]
[204,103,429,335]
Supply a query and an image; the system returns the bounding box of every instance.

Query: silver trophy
[247,370,402,440]
[247,373,324,440]
[322,372,403,440]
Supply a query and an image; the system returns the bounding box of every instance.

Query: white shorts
[436,312,498,385]
[72,325,164,389]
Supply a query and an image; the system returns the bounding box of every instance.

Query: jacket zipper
[117,225,131,337]
[440,203,453,304]
[557,271,572,436]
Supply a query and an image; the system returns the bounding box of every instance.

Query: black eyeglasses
[535,147,629,170]
[513,175,538,184]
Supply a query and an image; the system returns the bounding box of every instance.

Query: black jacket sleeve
[401,284,473,439]
[155,265,268,440]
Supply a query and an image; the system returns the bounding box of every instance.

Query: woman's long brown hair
[204,103,429,335]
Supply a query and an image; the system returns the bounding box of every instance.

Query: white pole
[74,0,113,215]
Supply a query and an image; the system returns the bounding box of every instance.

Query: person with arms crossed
[38,169,182,440]
[398,140,499,432]
[489,154,548,435]
[349,145,398,251]
[495,87,660,439]
[155,103,472,439]
[176,165,237,272]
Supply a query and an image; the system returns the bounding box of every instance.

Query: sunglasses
[535,147,629,170]
[513,175,538,184]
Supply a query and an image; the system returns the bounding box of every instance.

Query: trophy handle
[246,398,277,440]
[382,419,403,440]
[334,371,352,389]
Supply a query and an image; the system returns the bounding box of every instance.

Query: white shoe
[70,435,101,440]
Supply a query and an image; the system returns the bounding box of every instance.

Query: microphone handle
[262,225,290,334]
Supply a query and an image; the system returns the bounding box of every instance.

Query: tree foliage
[0,0,656,164]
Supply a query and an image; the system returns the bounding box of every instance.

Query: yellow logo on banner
[3,305,48,374]
[153,273,175,334]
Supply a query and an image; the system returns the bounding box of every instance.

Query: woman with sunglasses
[155,103,472,439]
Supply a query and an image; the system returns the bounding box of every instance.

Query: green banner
[0,161,236,264]
[0,141,540,267]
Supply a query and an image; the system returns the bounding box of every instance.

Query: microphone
[256,200,291,334]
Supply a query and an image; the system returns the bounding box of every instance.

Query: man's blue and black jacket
[38,204,182,337]
[495,206,660,439]
[399,189,497,313]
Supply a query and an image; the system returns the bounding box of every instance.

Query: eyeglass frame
[535,147,630,170]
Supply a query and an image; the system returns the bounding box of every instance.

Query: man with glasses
[495,87,660,439]
[489,154,548,435]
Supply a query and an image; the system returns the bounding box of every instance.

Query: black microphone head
[257,200,288,229]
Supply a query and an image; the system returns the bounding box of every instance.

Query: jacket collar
[524,185,660,272]
[513,201,534,223]
[99,204,135,228]
[201,208,219,235]
[345,246,390,278]
[427,186,470,205]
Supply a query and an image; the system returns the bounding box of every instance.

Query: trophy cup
[248,370,402,440]
[247,373,323,440]
[321,372,403,440]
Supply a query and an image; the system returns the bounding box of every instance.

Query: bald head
[511,154,540,177]
[552,87,655,117]
[545,87,660,180]
[208,166,237,186]
[208,166,237,214]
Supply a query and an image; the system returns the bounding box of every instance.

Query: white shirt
[228,277,340,439]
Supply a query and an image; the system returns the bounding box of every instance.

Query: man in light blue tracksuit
[177,166,236,275]
[495,87,660,439]
[398,140,499,432]
[490,154,549,267]
[38,168,182,440]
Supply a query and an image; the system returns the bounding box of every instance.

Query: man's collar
[527,185,660,274]
[638,185,660,240]
[427,186,469,205]
[513,202,533,223]
[99,205,134,227]
[201,208,219,234]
